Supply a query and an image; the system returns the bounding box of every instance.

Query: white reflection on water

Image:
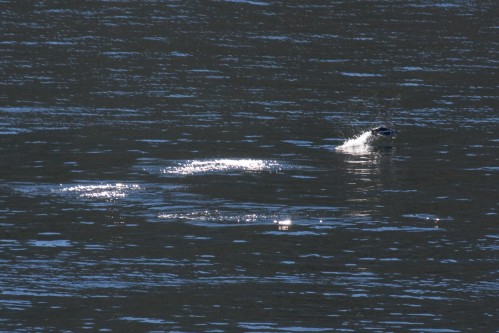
[274,218,292,231]
[158,210,278,224]
[162,159,283,175]
[58,183,142,199]
[27,239,72,248]
[159,211,297,230]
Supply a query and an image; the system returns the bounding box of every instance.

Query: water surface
[1,0,498,332]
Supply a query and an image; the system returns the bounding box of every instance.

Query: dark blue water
[1,1,498,332]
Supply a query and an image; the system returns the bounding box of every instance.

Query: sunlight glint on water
[57,183,142,199]
[162,159,283,175]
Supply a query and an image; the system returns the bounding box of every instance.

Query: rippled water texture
[1,0,498,332]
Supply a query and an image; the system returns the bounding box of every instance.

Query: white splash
[335,131,374,154]
[163,159,282,175]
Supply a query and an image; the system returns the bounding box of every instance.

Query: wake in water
[336,126,396,154]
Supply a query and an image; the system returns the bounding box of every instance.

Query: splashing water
[335,131,375,154]
[335,126,396,155]
[337,131,373,148]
